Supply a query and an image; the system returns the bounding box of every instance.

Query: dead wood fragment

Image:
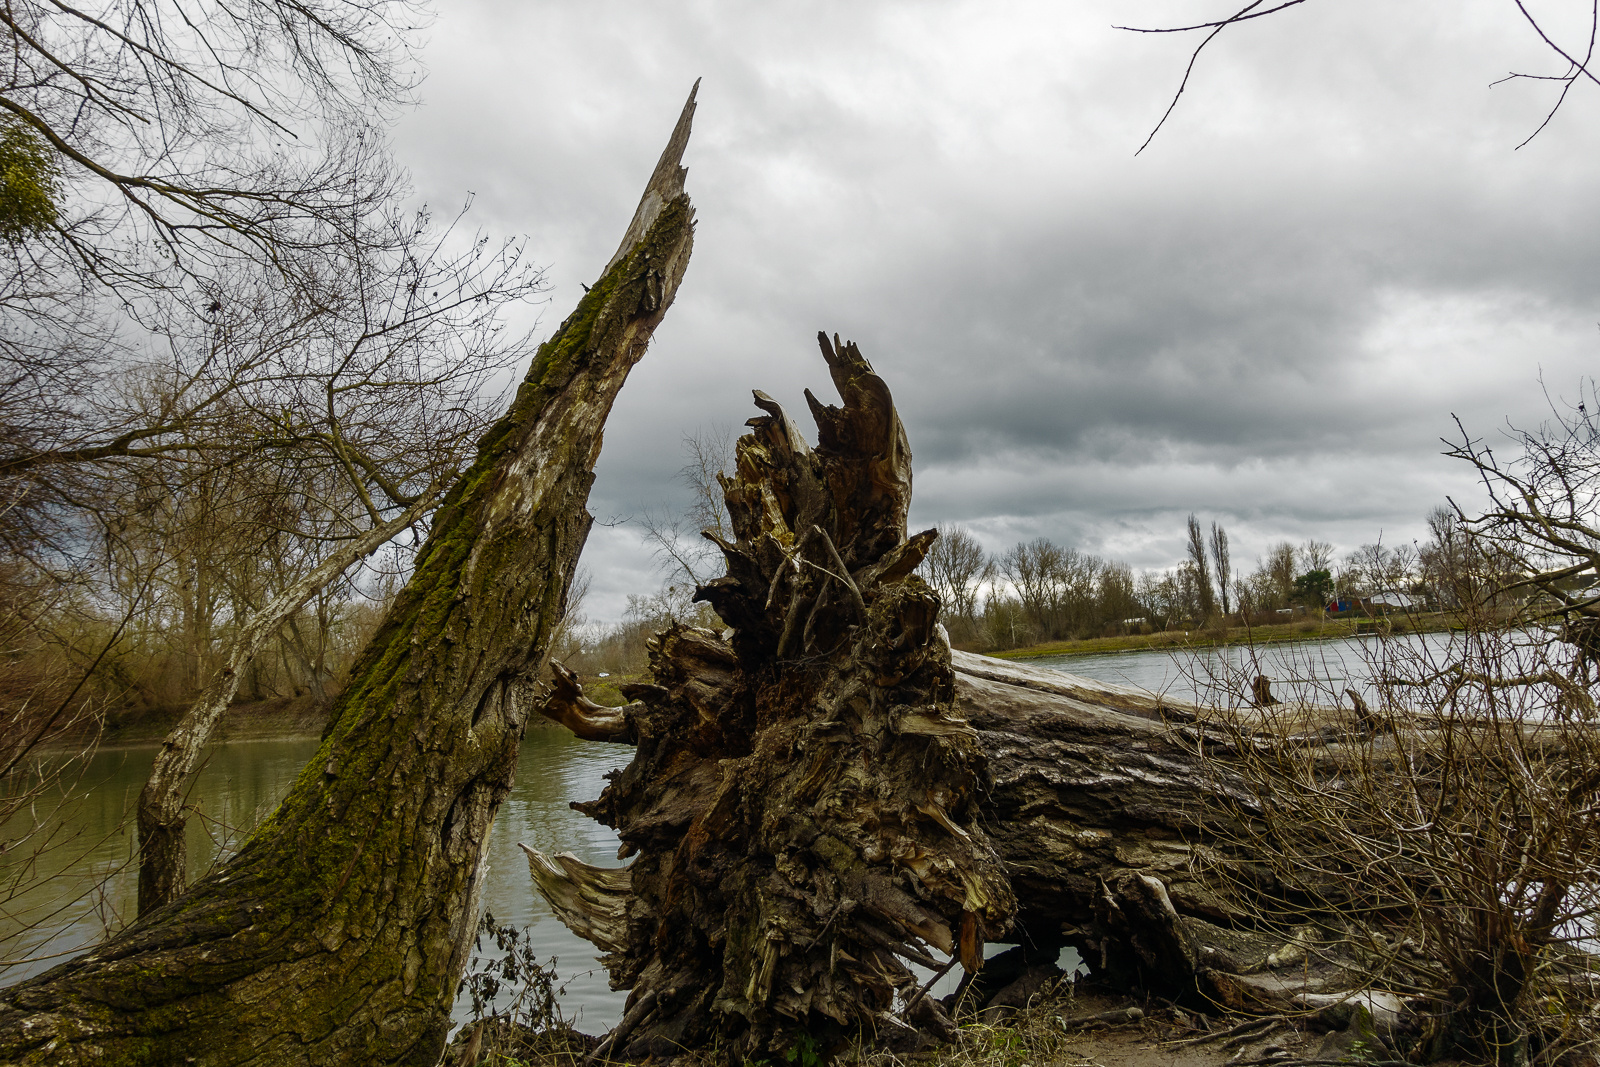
[519,845,630,955]
[1252,675,1281,707]
[1056,1006,1146,1029]
[538,662,638,743]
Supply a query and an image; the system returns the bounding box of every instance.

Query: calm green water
[0,730,633,1032]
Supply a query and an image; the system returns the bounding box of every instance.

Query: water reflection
[0,739,319,980]
[0,729,631,1030]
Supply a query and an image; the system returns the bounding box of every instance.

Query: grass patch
[988,613,1463,662]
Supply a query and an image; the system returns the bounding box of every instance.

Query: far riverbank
[983,611,1461,661]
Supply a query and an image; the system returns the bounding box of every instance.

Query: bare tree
[1196,619,1600,1065]
[0,0,420,284]
[0,0,450,564]
[1419,504,1496,610]
[1000,537,1104,639]
[1209,520,1232,616]
[1342,540,1418,598]
[919,522,990,641]
[1186,513,1216,619]
[0,194,550,915]
[1299,537,1334,573]
[1097,558,1142,628]
[123,216,544,913]
[0,84,699,1065]
[1260,540,1298,608]
[639,423,735,589]
[1136,567,1186,629]
[1447,390,1600,660]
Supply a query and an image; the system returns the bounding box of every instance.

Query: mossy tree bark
[531,334,1017,1059]
[0,85,698,1066]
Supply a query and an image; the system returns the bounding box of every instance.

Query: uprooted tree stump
[529,334,1016,1058]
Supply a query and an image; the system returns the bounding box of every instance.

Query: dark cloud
[391,0,1600,619]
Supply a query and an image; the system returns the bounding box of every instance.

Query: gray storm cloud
[390,0,1600,620]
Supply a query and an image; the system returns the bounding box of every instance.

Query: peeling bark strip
[528,334,1016,1059]
[0,84,698,1067]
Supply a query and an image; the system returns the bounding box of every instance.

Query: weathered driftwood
[0,85,698,1066]
[946,653,1337,1010]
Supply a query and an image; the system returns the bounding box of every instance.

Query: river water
[0,633,1452,1028]
[0,730,635,1032]
[1022,629,1459,707]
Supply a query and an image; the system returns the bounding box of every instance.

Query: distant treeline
[560,428,1516,672]
[922,505,1501,651]
[566,501,1505,675]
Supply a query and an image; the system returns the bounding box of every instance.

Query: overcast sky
[389,1,1600,623]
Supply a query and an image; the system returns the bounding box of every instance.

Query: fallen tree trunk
[539,630,1600,1045]
[947,653,1306,1006]
[533,644,1328,1016]
[0,85,698,1066]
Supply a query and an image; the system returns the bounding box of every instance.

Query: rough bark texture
[532,335,1016,1059]
[0,85,698,1066]
[947,654,1291,1005]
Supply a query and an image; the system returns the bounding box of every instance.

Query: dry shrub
[1188,624,1600,1066]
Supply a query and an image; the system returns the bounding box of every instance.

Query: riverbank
[72,694,334,748]
[46,683,630,752]
[984,611,1461,661]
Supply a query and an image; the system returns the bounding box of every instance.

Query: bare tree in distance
[1341,540,1418,599]
[1209,520,1232,616]
[1299,537,1334,574]
[1120,1,1600,153]
[638,423,735,590]
[1186,513,1216,619]
[1420,504,1494,610]
[919,522,991,641]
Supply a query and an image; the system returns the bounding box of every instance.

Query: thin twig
[811,524,868,621]
[1163,1014,1289,1048]
[901,953,958,1019]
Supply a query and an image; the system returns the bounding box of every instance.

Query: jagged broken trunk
[538,335,1016,1057]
